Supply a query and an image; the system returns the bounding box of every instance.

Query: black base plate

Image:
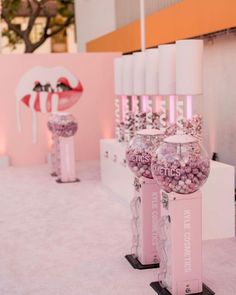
[150,282,215,295]
[56,178,80,184]
[51,172,58,177]
[125,254,159,270]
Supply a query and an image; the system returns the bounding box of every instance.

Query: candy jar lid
[136,129,165,136]
[164,134,198,144]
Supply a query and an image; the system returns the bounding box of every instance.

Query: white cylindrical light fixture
[114,57,124,141]
[145,48,159,96]
[176,39,203,95]
[145,48,161,128]
[159,44,176,96]
[122,54,135,142]
[133,51,149,131]
[133,51,148,113]
[122,54,133,118]
[176,39,203,120]
[114,57,123,96]
[133,52,145,96]
[159,44,176,124]
[122,55,133,96]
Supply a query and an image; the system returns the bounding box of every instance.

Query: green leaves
[57,0,74,18]
[1,0,75,53]
[2,27,23,50]
[2,0,21,19]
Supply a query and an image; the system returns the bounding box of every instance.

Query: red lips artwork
[16,66,83,143]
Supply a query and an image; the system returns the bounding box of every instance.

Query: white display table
[100,138,235,240]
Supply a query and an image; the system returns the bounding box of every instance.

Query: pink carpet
[0,161,235,295]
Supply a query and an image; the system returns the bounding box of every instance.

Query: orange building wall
[87,0,236,53]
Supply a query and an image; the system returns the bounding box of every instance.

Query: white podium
[100,138,235,240]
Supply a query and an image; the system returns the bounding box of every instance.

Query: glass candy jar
[48,112,78,137]
[151,134,210,194]
[126,129,165,179]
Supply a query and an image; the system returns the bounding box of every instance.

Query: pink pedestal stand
[125,129,165,270]
[47,112,79,184]
[125,177,160,270]
[50,133,60,177]
[150,190,214,295]
[57,136,78,183]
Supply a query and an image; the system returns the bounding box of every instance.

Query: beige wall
[75,0,116,52]
[115,0,183,28]
[193,34,236,184]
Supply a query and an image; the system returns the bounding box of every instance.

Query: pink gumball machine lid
[164,134,198,144]
[136,129,165,136]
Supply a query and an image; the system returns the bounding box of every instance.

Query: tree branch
[25,15,73,52]
[25,16,51,52]
[25,1,42,36]
[43,16,51,37]
[26,0,33,14]
[2,0,75,53]
[1,12,24,38]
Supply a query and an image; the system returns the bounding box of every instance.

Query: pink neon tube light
[142,95,149,113]
[186,95,193,120]
[132,95,138,113]
[121,95,127,122]
[155,96,161,113]
[169,95,175,124]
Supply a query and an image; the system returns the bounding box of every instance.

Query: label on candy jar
[126,150,153,179]
[157,166,181,177]
[127,153,151,164]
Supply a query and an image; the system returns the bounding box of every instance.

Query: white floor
[0,161,235,295]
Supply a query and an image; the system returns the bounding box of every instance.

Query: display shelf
[100,138,235,240]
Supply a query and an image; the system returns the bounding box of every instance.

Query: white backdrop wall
[115,0,182,28]
[193,34,236,185]
[75,0,116,52]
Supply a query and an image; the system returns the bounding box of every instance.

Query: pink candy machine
[150,134,214,295]
[125,129,165,269]
[47,112,79,183]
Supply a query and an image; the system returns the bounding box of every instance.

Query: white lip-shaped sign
[16,66,83,143]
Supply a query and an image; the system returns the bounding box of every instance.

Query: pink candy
[126,149,153,179]
[165,114,203,141]
[126,131,165,179]
[152,156,210,194]
[48,114,78,137]
[152,140,210,194]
